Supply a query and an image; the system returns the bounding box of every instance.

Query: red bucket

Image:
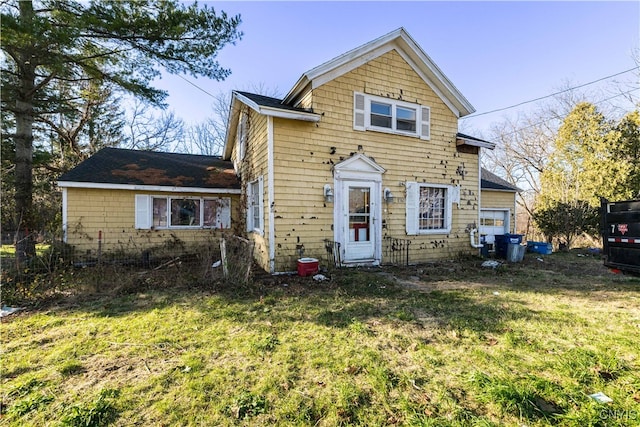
[297,258,319,276]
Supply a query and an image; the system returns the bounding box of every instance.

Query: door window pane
[349,187,370,242]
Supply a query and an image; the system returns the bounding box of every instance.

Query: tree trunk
[13,0,37,256]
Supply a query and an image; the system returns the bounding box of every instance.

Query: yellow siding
[233,109,271,271]
[481,189,517,233]
[271,50,481,270]
[65,188,240,254]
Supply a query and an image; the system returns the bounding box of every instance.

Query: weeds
[60,389,120,427]
[2,254,639,426]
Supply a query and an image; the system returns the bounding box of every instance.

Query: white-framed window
[405,182,452,235]
[354,92,430,139]
[135,195,231,230]
[246,176,263,234]
[236,111,248,161]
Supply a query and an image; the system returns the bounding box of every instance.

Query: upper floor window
[354,92,430,139]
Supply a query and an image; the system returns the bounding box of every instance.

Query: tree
[178,84,280,156]
[1,0,242,244]
[540,102,638,208]
[480,85,590,236]
[532,200,599,249]
[612,110,640,198]
[125,100,185,152]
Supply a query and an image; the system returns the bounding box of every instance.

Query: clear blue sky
[154,1,640,136]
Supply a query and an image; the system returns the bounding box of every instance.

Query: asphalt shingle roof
[58,147,240,190]
[235,91,315,114]
[481,168,520,192]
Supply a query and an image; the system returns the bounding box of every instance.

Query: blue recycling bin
[495,233,523,258]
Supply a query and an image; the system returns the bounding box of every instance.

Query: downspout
[61,187,68,243]
[267,117,275,273]
[472,150,483,249]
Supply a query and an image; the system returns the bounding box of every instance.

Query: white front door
[341,181,378,262]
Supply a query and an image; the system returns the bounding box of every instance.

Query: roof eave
[282,75,311,106]
[456,136,495,150]
[57,181,241,194]
[222,93,242,160]
[481,185,519,193]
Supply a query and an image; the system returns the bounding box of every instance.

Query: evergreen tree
[1,0,241,245]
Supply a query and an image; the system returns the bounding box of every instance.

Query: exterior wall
[270,49,481,270]
[232,107,271,271]
[481,189,517,233]
[65,187,240,255]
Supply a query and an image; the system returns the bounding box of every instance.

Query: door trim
[332,154,384,266]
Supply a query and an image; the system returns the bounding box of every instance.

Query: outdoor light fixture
[384,188,394,203]
[324,184,334,203]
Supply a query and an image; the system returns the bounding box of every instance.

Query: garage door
[480,210,508,236]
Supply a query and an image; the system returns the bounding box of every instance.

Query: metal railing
[383,236,411,266]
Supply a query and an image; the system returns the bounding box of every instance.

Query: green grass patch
[0,243,49,257]
[2,254,639,426]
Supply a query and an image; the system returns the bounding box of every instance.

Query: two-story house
[223,28,495,273]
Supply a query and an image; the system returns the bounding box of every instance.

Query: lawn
[0,244,50,258]
[2,252,639,426]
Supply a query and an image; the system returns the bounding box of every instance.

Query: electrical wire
[462,67,639,119]
[485,88,639,143]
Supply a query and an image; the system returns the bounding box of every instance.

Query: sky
[153,1,640,138]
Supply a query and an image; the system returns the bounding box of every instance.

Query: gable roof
[58,147,240,192]
[481,168,521,192]
[223,28,479,160]
[223,90,321,159]
[283,27,475,118]
[234,91,321,121]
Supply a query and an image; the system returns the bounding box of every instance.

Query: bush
[532,200,599,249]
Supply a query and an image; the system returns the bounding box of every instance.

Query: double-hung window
[246,176,264,234]
[405,182,453,235]
[135,195,231,229]
[354,92,430,139]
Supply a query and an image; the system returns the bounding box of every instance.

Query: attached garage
[480,169,520,250]
[480,209,509,236]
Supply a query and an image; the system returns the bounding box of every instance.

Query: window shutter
[420,106,431,140]
[218,198,231,229]
[135,195,151,229]
[405,182,418,235]
[451,184,460,205]
[353,92,366,131]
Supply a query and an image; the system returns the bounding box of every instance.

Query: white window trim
[246,176,264,235]
[135,194,231,230]
[354,92,430,140]
[405,182,453,235]
[237,111,248,161]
